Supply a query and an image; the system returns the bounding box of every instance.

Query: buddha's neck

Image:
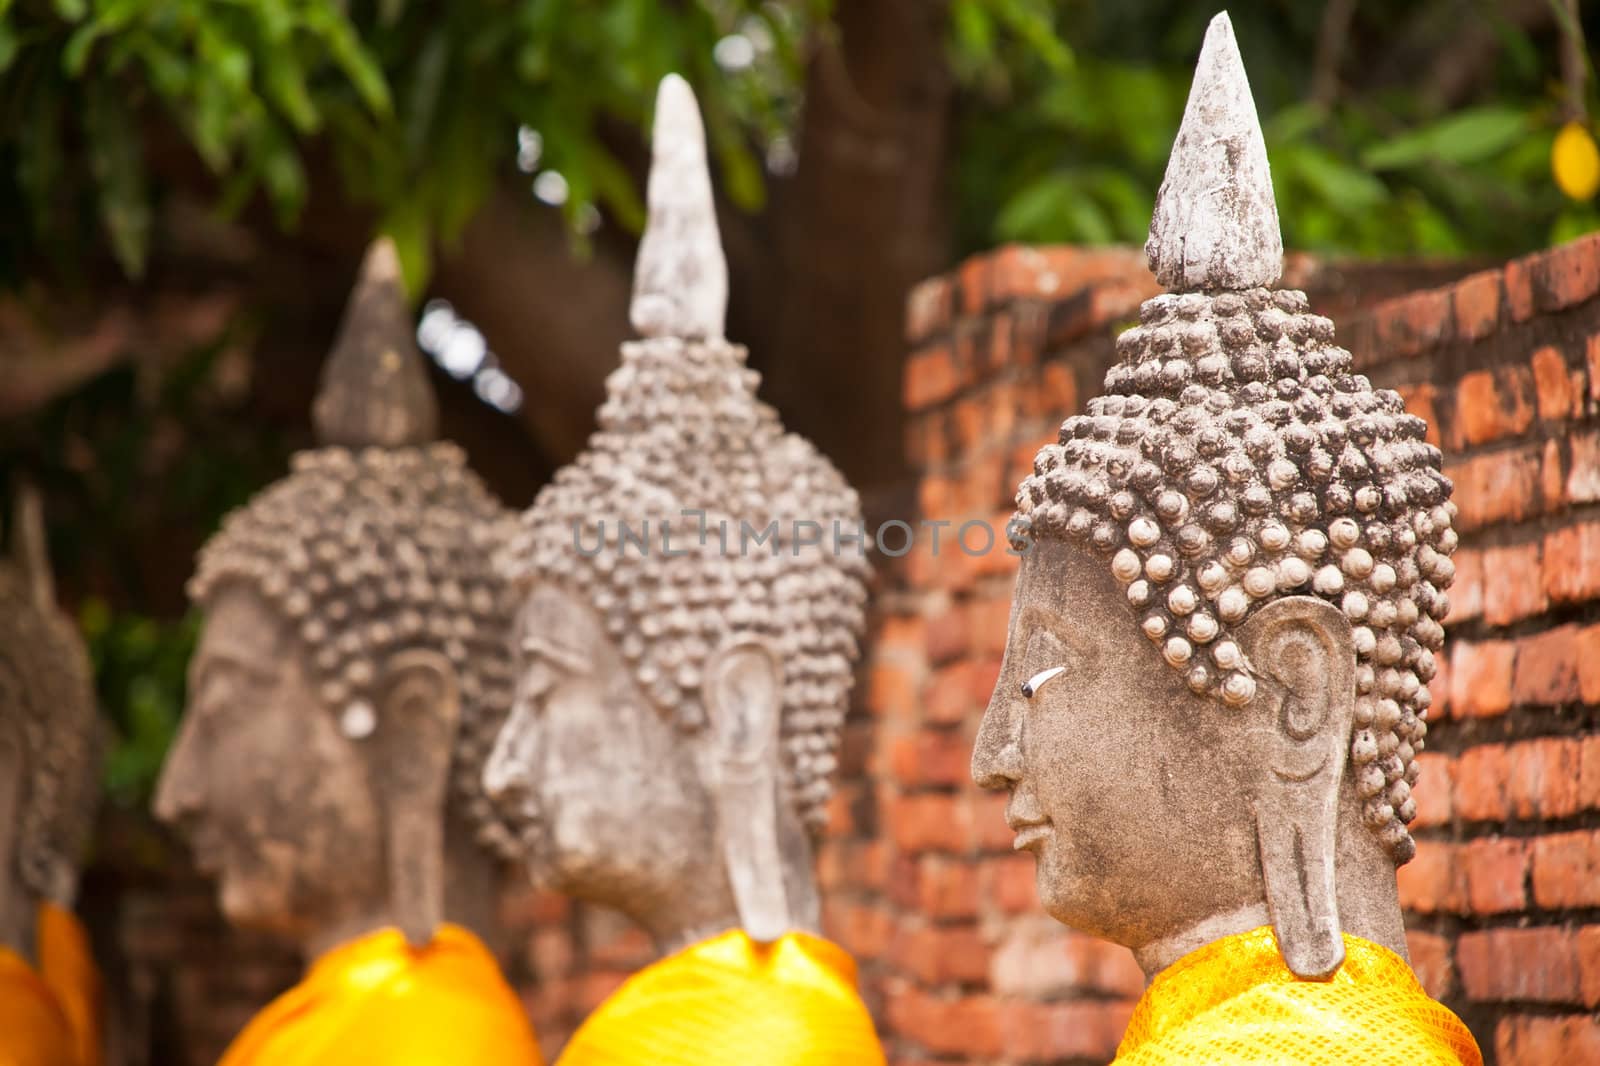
[300,811,506,965]
[637,847,824,959]
[1134,788,1408,981]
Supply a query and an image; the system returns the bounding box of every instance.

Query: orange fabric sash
[1116,925,1483,1065]
[218,924,543,1066]
[0,944,78,1066]
[35,903,103,1066]
[556,929,885,1066]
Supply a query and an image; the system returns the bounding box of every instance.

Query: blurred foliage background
[0,0,1595,811]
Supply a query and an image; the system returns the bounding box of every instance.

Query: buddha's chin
[218,870,293,937]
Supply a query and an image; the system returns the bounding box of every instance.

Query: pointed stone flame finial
[1145,11,1283,293]
[311,237,439,449]
[630,74,729,342]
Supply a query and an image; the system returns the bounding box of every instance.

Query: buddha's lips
[1011,822,1052,852]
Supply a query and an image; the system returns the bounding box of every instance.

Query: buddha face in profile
[973,287,1456,979]
[485,339,869,948]
[154,444,519,948]
[488,580,787,935]
[160,584,382,937]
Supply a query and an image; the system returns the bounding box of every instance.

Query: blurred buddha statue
[971,14,1483,1066]
[484,74,883,1066]
[154,239,544,1066]
[0,485,103,1066]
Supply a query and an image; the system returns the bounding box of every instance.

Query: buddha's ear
[1236,594,1356,980]
[701,639,790,942]
[372,649,459,947]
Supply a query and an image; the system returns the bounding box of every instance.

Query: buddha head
[0,485,101,956]
[153,240,520,952]
[971,13,1456,981]
[484,76,869,950]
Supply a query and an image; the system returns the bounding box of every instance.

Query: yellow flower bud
[1553,120,1600,201]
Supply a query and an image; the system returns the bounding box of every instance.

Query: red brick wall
[1350,236,1600,1066]
[852,237,1600,1065]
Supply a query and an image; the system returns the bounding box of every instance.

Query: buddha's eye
[1018,629,1070,700]
[1021,665,1067,699]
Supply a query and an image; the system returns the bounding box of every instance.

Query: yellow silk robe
[1115,926,1482,1066]
[557,929,885,1066]
[35,903,103,1066]
[218,923,544,1066]
[0,944,78,1066]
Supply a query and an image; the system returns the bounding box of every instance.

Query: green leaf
[381,205,432,299]
[51,0,86,21]
[85,89,152,277]
[1362,107,1528,170]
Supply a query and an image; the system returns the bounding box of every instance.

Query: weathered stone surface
[1145,12,1283,293]
[486,76,869,952]
[0,484,101,959]
[154,240,518,956]
[630,73,728,342]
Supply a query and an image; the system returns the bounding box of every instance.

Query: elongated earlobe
[373,649,458,947]
[1238,595,1356,979]
[702,640,789,942]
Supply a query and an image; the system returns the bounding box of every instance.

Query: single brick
[1569,429,1600,503]
[1531,830,1600,909]
[1398,841,1463,914]
[1533,231,1600,312]
[958,254,994,316]
[1544,521,1600,604]
[1544,438,1567,510]
[1451,365,1535,448]
[904,344,959,410]
[1449,640,1515,719]
[1462,837,1529,914]
[906,275,953,343]
[1531,345,1575,420]
[1497,1014,1600,1066]
[1504,256,1536,322]
[1453,268,1504,341]
[1454,744,1511,823]
[1406,930,1457,1000]
[1396,382,1443,447]
[1410,752,1455,828]
[1511,625,1581,706]
[915,852,981,918]
[885,791,974,853]
[1445,447,1542,532]
[1506,737,1585,819]
[982,852,1040,914]
[890,922,991,986]
[1458,926,1583,1003]
[1447,547,1483,625]
[1377,287,1453,358]
[1482,542,1547,625]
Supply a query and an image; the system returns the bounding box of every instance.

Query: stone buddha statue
[0,485,103,1066]
[971,14,1483,1066]
[153,239,544,1066]
[483,75,883,1066]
